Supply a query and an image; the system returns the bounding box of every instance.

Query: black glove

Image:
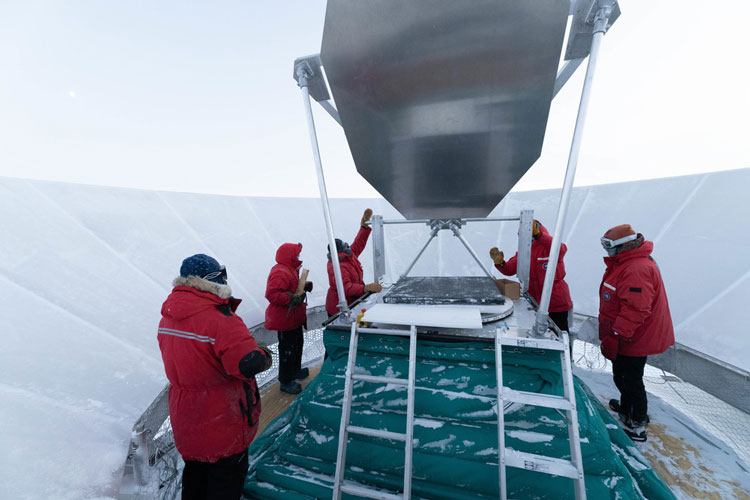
[258,343,273,371]
[304,281,313,292]
[287,292,305,307]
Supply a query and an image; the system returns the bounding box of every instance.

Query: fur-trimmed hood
[162,276,235,321]
[173,275,233,299]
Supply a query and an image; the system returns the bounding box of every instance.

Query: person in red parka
[489,220,573,333]
[158,254,272,500]
[265,243,312,395]
[598,224,674,442]
[326,208,382,317]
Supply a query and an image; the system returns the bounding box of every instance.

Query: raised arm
[350,226,372,257]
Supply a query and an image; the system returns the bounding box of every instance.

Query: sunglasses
[600,234,637,250]
[202,265,228,283]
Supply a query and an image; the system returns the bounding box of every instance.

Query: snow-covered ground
[1,169,749,498]
[575,359,750,499]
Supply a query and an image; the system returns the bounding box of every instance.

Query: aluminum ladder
[332,322,418,500]
[495,328,587,500]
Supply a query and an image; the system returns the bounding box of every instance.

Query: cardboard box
[494,278,520,300]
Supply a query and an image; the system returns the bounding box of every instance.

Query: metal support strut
[295,64,350,317]
[449,221,495,280]
[401,226,440,279]
[534,3,613,336]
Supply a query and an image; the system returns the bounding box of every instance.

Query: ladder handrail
[333,323,419,500]
[495,327,587,500]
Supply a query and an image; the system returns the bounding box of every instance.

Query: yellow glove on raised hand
[489,247,505,267]
[361,208,373,228]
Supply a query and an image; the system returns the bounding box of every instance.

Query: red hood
[161,286,227,321]
[604,240,654,267]
[537,222,550,238]
[276,243,303,270]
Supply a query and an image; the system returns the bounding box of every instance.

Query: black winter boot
[609,399,630,426]
[280,381,302,394]
[624,426,647,442]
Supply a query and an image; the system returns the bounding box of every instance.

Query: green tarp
[245,330,675,499]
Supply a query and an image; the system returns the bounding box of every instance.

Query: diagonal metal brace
[448,221,496,280]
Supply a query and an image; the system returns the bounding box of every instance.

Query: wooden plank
[257,363,322,436]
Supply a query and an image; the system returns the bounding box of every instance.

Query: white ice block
[361,303,483,329]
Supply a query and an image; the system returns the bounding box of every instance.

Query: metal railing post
[534,5,612,336]
[371,215,386,282]
[517,210,534,295]
[296,66,350,317]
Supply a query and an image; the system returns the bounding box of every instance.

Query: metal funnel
[321,0,569,219]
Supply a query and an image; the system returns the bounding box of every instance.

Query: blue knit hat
[180,254,226,284]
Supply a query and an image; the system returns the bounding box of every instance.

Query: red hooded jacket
[496,223,573,313]
[326,226,371,316]
[265,243,307,331]
[598,239,674,357]
[158,277,266,462]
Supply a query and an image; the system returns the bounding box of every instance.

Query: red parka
[598,239,674,357]
[326,226,371,316]
[265,243,307,331]
[496,223,573,312]
[158,277,266,462]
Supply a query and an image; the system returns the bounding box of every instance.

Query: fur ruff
[617,234,645,255]
[173,275,232,299]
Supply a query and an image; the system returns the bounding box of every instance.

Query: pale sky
[0,1,748,198]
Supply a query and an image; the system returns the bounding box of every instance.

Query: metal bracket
[565,0,620,60]
[293,54,330,101]
[318,100,342,126]
[553,58,585,98]
[293,54,343,126]
[430,218,462,231]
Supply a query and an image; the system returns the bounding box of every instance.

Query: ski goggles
[202,265,227,283]
[600,233,637,250]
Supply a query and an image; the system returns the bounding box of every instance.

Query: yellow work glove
[361,208,373,228]
[364,282,382,293]
[490,247,505,267]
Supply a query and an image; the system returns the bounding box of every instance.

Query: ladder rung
[498,336,565,351]
[352,374,409,386]
[340,482,403,500]
[347,425,407,442]
[502,388,573,411]
[357,327,413,337]
[504,449,579,479]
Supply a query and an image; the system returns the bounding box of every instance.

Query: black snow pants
[278,326,304,384]
[612,354,648,423]
[548,310,570,332]
[181,450,248,500]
